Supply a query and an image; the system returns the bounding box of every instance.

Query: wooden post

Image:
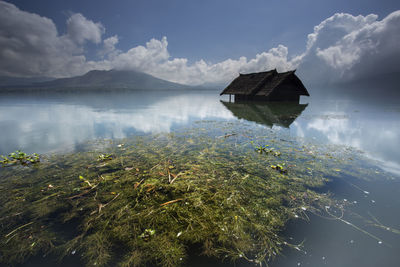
[229,94,232,102]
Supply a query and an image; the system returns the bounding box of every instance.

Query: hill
[0,76,53,87]
[0,69,192,91]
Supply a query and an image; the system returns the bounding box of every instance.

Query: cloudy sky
[1,0,400,85]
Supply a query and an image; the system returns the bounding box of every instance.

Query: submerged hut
[220,69,309,102]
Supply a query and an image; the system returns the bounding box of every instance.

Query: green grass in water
[0,123,390,266]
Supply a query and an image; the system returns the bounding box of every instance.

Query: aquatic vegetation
[250,141,281,156]
[270,163,287,174]
[0,150,40,166]
[0,123,393,267]
[98,153,113,162]
[139,229,156,240]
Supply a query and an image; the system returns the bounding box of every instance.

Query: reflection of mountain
[221,101,308,128]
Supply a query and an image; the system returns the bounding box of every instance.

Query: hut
[220,69,309,102]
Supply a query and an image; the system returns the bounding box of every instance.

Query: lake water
[0,90,399,266]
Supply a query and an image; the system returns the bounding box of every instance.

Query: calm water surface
[0,90,399,266]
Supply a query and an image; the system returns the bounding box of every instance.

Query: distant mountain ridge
[0,76,53,87]
[0,69,194,91]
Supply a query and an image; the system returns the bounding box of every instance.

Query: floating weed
[250,141,281,157]
[270,163,288,174]
[140,229,156,240]
[365,212,400,235]
[97,153,113,162]
[0,123,394,267]
[0,150,40,166]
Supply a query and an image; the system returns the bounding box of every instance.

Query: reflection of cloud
[0,93,234,154]
[292,121,304,138]
[292,108,400,175]
[379,161,400,176]
[306,115,361,147]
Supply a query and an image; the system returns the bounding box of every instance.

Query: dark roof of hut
[220,69,277,96]
[220,69,309,97]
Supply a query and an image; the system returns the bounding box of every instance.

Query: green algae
[0,122,393,267]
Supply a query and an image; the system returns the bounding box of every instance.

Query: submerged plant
[0,123,392,267]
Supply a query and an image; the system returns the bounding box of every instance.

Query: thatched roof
[220,69,277,95]
[220,69,309,97]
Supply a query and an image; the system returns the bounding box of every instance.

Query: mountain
[0,76,54,87]
[0,69,193,91]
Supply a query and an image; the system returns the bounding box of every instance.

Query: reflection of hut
[220,69,309,102]
[221,101,308,128]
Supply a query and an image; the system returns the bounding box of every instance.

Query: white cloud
[1,1,400,86]
[0,1,297,82]
[103,11,400,85]
[0,1,105,77]
[298,11,400,83]
[107,39,296,85]
[99,35,120,58]
[66,13,104,45]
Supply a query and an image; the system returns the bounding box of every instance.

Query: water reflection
[0,91,233,154]
[219,97,400,175]
[290,98,400,175]
[220,101,308,128]
[0,91,399,175]
[0,91,399,267]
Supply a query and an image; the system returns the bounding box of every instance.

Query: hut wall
[235,94,251,101]
[267,92,300,102]
[266,83,301,102]
[235,93,299,102]
[235,94,294,102]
